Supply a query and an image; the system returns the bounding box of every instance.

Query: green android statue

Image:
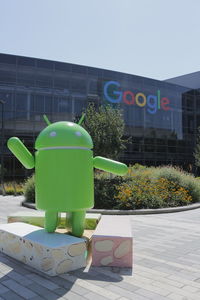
[7,115,128,237]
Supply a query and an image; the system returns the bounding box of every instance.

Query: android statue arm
[7,137,35,169]
[93,156,128,175]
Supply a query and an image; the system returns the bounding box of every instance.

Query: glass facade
[0,53,198,180]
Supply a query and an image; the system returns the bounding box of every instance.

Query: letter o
[135,93,146,107]
[123,90,135,105]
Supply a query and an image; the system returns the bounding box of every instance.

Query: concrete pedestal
[0,222,87,276]
[92,216,133,267]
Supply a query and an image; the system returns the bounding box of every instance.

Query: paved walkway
[0,196,200,300]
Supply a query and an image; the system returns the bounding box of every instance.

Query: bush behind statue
[23,165,200,209]
[23,175,35,203]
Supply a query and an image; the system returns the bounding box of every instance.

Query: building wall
[0,53,198,180]
[165,71,200,89]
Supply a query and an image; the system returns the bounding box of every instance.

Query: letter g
[104,81,122,103]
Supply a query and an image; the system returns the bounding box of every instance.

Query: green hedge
[23,165,200,209]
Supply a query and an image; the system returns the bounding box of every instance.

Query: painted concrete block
[92,216,133,267]
[8,211,101,230]
[0,222,87,276]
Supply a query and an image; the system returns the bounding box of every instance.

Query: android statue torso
[35,148,94,211]
[32,120,94,212]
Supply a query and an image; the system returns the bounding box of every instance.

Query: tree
[82,104,127,160]
[194,127,200,167]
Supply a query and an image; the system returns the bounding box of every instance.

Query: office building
[0,53,199,179]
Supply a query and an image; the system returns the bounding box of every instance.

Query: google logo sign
[103,81,171,114]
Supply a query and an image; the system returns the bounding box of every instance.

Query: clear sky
[0,0,200,80]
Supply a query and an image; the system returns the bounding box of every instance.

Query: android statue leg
[45,211,58,233]
[69,210,86,237]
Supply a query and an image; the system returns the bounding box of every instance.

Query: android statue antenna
[78,113,85,125]
[43,114,51,126]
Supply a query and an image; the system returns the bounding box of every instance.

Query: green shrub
[94,175,129,209]
[152,166,186,185]
[128,163,147,171]
[152,166,200,203]
[23,175,35,203]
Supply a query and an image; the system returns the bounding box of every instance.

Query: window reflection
[53,96,72,113]
[73,96,86,116]
[16,93,28,111]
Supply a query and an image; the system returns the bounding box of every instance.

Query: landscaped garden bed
[22,164,200,210]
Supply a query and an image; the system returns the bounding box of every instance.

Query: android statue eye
[75,131,82,137]
[49,131,57,137]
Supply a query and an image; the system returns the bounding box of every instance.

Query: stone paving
[0,196,200,299]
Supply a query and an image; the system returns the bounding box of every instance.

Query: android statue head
[35,114,93,150]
